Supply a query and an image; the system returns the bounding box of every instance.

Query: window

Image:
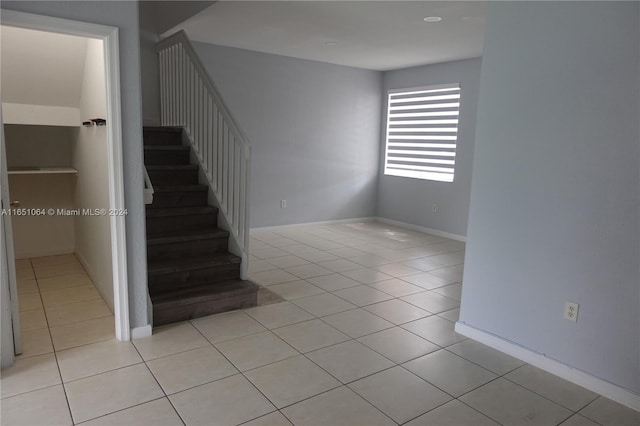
[383,83,461,182]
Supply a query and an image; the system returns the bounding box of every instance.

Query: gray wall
[377,58,481,238]
[193,42,382,227]
[138,1,215,126]
[2,1,149,329]
[151,0,215,35]
[461,2,639,394]
[138,0,161,126]
[72,38,113,311]
[5,125,72,169]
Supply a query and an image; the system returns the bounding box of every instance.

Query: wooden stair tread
[146,164,198,171]
[153,184,208,193]
[148,254,241,275]
[151,280,258,307]
[147,228,229,245]
[144,125,256,325]
[144,145,189,151]
[144,126,182,133]
[145,206,217,217]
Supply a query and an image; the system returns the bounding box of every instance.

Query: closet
[2,25,114,311]
[6,124,78,258]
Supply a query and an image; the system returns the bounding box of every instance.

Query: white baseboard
[131,324,152,339]
[15,246,74,260]
[251,217,376,231]
[455,322,640,412]
[251,217,467,243]
[375,217,466,242]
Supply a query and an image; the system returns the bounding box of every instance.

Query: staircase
[144,126,258,326]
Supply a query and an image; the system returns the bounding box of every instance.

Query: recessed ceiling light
[324,41,338,46]
[423,16,442,23]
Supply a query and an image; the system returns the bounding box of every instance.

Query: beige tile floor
[2,222,639,425]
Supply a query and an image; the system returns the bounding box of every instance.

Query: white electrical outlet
[564,302,579,322]
[280,200,286,208]
[432,203,438,213]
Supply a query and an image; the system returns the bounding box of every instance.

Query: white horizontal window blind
[384,83,461,182]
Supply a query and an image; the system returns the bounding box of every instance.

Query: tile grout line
[252,257,461,309]
[188,311,398,424]
[235,304,460,424]
[185,319,283,425]
[250,286,464,366]
[14,224,619,426]
[451,395,507,426]
[499,371,601,416]
[31,257,77,425]
[249,225,486,423]
[70,396,173,426]
[131,340,189,426]
[17,255,119,424]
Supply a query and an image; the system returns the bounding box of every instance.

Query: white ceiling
[166,1,486,71]
[1,26,88,107]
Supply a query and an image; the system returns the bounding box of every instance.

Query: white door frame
[1,10,130,341]
[1,107,20,368]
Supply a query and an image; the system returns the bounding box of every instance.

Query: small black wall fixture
[83,118,106,126]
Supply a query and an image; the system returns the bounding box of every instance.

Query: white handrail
[143,165,154,205]
[157,30,251,279]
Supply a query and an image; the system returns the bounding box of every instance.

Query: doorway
[1,10,129,368]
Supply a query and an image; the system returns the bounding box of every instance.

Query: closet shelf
[8,167,78,175]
